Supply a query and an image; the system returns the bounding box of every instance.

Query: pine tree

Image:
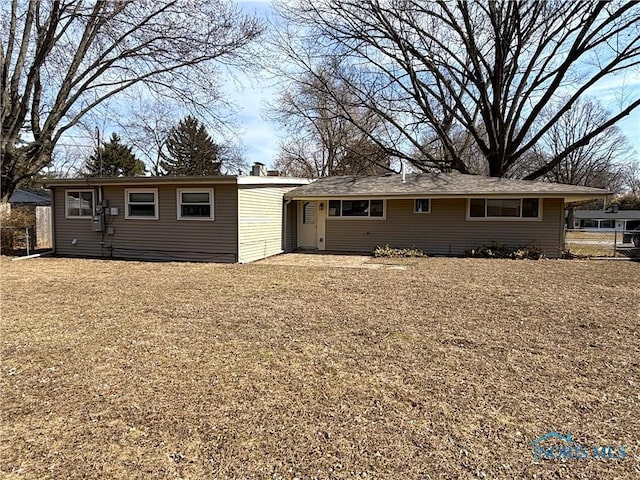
[160,116,221,176]
[85,133,146,177]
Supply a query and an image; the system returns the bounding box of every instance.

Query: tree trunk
[1,149,20,202]
[487,153,506,177]
[1,145,52,202]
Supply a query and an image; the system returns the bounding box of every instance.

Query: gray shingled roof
[574,210,640,220]
[9,188,51,205]
[285,172,609,201]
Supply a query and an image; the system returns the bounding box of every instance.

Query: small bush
[465,241,543,260]
[1,205,35,227]
[465,241,510,259]
[511,246,544,260]
[374,244,427,258]
[1,205,36,254]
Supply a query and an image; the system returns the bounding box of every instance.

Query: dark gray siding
[285,200,297,252]
[52,187,100,258]
[325,198,565,258]
[53,184,238,262]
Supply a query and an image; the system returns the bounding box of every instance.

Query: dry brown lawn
[1,256,639,479]
[564,231,638,258]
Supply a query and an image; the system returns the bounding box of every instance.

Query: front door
[298,201,317,249]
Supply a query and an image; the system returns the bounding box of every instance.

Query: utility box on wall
[92,214,105,232]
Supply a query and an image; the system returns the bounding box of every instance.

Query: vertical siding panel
[325,198,564,258]
[237,186,297,262]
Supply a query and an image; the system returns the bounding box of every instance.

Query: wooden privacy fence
[36,206,52,249]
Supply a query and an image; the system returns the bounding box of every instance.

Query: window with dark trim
[414,199,430,213]
[468,198,541,220]
[599,219,615,229]
[328,199,385,218]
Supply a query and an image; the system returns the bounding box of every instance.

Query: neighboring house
[284,172,608,259]
[572,210,640,232]
[44,173,309,263]
[2,189,53,251]
[8,188,52,208]
[44,171,608,262]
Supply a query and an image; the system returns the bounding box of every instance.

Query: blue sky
[230,0,640,169]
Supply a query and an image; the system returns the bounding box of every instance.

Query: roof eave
[286,192,611,201]
[43,175,314,188]
[562,193,611,202]
[43,176,247,188]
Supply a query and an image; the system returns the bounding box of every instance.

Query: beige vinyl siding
[325,197,565,258]
[53,184,238,262]
[237,186,295,263]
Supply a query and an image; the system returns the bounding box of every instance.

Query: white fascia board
[236,176,313,186]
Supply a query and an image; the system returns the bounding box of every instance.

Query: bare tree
[524,97,634,227]
[110,92,247,176]
[622,160,640,195]
[269,60,392,176]
[534,98,632,192]
[19,147,83,188]
[112,95,179,176]
[275,0,640,178]
[1,0,263,201]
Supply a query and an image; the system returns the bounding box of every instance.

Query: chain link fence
[565,229,640,258]
[1,226,36,256]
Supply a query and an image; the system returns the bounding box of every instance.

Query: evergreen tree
[85,133,146,177]
[160,116,221,175]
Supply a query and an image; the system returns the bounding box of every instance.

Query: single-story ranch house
[572,209,640,232]
[44,170,608,262]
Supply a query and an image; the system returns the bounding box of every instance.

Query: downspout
[560,197,566,258]
[97,185,105,256]
[50,186,56,255]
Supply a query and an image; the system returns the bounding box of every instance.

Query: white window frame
[65,189,95,219]
[125,188,158,220]
[176,188,214,221]
[327,199,387,220]
[414,198,431,214]
[466,197,543,221]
